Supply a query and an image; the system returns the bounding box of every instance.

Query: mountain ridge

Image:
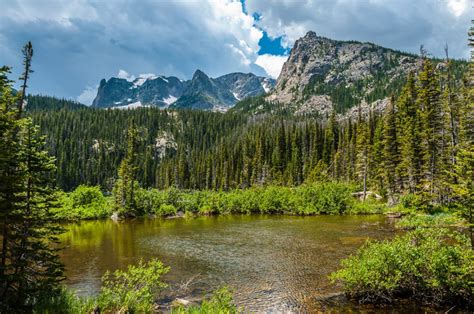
[265,31,422,116]
[92,70,275,111]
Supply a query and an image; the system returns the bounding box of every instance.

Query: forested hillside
[29,55,471,206]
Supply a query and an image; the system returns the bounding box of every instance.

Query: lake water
[59,215,428,312]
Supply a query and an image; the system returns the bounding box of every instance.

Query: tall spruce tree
[397,73,422,193]
[355,108,370,200]
[383,96,401,200]
[451,74,473,246]
[417,58,443,202]
[113,122,140,216]
[0,44,64,311]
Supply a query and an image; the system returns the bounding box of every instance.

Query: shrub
[396,213,465,230]
[199,205,214,215]
[35,260,171,313]
[399,193,425,211]
[135,188,166,213]
[65,182,379,219]
[34,287,94,313]
[331,228,473,307]
[315,183,352,214]
[172,287,239,314]
[55,185,109,220]
[157,204,178,216]
[97,259,169,312]
[349,199,385,214]
[260,186,291,213]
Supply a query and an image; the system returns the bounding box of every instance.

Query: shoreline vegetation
[53,182,386,221]
[36,260,239,313]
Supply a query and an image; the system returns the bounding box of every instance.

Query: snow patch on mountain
[132,73,158,88]
[162,95,177,106]
[111,101,149,110]
[232,92,241,101]
[261,79,272,93]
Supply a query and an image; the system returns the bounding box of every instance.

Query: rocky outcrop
[267,31,421,116]
[154,131,177,159]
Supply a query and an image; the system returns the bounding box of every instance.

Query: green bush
[199,205,214,215]
[108,182,377,218]
[34,287,94,313]
[331,228,473,306]
[157,204,178,216]
[396,213,465,230]
[96,259,169,312]
[35,259,171,313]
[314,183,352,214]
[55,185,109,220]
[349,198,385,214]
[135,188,166,213]
[34,261,241,313]
[172,287,239,314]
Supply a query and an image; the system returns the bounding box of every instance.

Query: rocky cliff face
[267,31,421,117]
[92,70,275,111]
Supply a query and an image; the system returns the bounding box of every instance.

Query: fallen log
[351,191,383,200]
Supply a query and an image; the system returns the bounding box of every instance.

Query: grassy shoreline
[53,182,387,221]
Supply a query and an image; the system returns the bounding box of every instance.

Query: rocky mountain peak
[267,31,420,116]
[192,69,209,80]
[91,70,275,111]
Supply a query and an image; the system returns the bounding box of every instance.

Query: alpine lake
[59,214,448,313]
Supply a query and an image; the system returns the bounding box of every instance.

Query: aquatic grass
[171,287,239,314]
[396,213,466,230]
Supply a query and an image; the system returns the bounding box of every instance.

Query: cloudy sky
[0,0,470,105]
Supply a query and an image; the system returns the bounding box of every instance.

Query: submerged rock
[174,298,191,306]
[110,211,120,221]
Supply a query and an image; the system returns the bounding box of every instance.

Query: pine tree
[355,109,370,200]
[17,42,33,119]
[0,44,64,310]
[383,97,401,200]
[417,58,442,202]
[0,67,24,306]
[397,73,422,193]
[8,120,64,306]
[113,122,140,216]
[451,74,473,247]
[371,118,385,195]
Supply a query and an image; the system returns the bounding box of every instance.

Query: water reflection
[60,215,395,312]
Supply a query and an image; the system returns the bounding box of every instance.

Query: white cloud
[2,0,470,101]
[77,85,98,105]
[137,73,157,80]
[255,54,288,78]
[0,0,267,100]
[247,0,470,59]
[447,0,468,17]
[117,69,135,81]
[227,44,252,66]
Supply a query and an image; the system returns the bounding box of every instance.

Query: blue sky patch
[258,31,289,56]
